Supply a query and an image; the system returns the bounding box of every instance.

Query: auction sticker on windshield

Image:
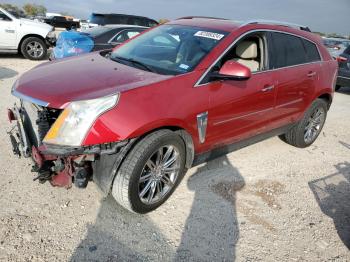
[194,31,225,40]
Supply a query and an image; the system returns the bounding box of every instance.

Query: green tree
[0,3,21,13]
[23,3,47,16]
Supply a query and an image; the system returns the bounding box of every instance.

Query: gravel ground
[0,55,349,261]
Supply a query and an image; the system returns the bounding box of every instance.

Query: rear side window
[344,46,350,55]
[271,32,307,68]
[302,39,321,62]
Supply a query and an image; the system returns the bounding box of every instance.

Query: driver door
[0,10,16,48]
[203,31,278,148]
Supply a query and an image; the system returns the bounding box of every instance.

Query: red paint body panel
[13,18,338,156]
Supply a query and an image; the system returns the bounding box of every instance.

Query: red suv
[8,17,337,213]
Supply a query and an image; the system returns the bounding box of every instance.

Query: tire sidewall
[21,37,47,60]
[128,133,186,214]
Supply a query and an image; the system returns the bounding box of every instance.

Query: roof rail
[177,16,228,21]
[241,19,311,32]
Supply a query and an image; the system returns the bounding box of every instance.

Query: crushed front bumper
[7,103,133,192]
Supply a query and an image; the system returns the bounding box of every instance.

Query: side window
[111,30,142,43]
[215,32,268,73]
[302,39,321,62]
[0,11,11,21]
[271,32,308,68]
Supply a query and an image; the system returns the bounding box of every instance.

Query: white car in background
[0,7,56,60]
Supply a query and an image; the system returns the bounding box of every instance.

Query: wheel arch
[17,34,46,54]
[93,126,195,196]
[317,92,332,110]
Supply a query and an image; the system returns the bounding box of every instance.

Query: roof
[171,17,311,33]
[170,17,241,32]
[91,13,158,22]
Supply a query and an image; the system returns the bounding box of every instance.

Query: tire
[335,85,341,91]
[279,99,328,148]
[21,37,47,60]
[112,130,187,214]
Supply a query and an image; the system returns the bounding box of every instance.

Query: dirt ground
[0,54,349,262]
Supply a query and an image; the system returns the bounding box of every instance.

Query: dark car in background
[43,16,80,30]
[81,13,158,30]
[336,45,350,90]
[51,25,147,59]
[323,37,350,58]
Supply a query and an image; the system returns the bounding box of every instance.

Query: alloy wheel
[138,145,180,205]
[26,41,44,59]
[304,107,325,144]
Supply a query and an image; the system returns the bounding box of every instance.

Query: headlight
[47,30,56,39]
[43,94,119,146]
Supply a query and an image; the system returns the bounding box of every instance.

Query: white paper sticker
[179,64,190,70]
[194,31,224,40]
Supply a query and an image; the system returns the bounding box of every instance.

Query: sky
[8,0,350,35]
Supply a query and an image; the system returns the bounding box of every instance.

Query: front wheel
[112,130,187,214]
[21,37,47,60]
[279,99,328,148]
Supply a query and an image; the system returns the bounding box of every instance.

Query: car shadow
[309,161,350,249]
[0,66,18,80]
[70,155,244,261]
[69,196,174,261]
[175,155,245,261]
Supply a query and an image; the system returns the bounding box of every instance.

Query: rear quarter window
[271,32,308,68]
[302,39,321,62]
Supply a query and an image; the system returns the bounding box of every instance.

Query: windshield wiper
[111,56,156,73]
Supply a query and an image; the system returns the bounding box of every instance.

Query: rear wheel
[21,37,47,60]
[279,99,328,148]
[112,130,187,213]
[335,85,341,91]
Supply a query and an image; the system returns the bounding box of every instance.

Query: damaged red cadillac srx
[8,17,337,213]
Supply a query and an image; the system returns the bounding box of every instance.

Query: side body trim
[192,123,293,166]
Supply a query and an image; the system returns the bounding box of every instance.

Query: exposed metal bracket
[197,112,208,144]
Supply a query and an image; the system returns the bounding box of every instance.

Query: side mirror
[210,60,251,81]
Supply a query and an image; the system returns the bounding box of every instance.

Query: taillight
[7,109,16,123]
[336,56,347,62]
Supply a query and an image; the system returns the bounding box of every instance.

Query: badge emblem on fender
[197,112,208,143]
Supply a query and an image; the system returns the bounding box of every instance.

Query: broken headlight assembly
[43,93,119,146]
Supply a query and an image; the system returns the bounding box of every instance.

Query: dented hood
[13,52,171,109]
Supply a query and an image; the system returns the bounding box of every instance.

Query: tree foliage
[23,3,47,16]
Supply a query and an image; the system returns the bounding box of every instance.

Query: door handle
[261,85,275,92]
[307,72,316,77]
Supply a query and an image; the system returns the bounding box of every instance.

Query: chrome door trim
[213,107,274,126]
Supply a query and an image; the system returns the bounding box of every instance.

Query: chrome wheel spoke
[139,180,152,198]
[146,159,156,171]
[162,166,179,173]
[161,175,174,187]
[139,173,152,183]
[147,181,157,203]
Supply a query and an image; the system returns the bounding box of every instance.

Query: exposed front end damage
[7,100,132,192]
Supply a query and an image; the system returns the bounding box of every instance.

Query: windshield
[110,25,228,75]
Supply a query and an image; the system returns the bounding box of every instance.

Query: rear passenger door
[269,32,322,129]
